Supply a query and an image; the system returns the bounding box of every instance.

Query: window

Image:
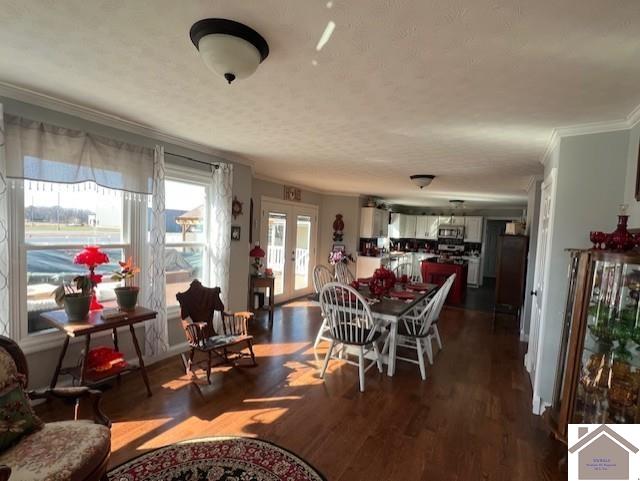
[23,181,129,334]
[164,178,207,306]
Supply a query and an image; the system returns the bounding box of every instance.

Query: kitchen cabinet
[438,215,452,226]
[416,215,439,240]
[360,207,389,238]
[464,216,484,243]
[466,259,480,286]
[389,213,416,238]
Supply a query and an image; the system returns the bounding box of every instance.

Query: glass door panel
[266,212,287,296]
[294,215,312,290]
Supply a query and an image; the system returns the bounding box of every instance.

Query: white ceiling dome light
[190,18,269,84]
[410,175,436,189]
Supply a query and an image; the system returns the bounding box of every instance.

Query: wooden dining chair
[428,273,456,353]
[387,287,443,380]
[334,262,356,285]
[313,265,335,348]
[393,262,421,283]
[176,280,256,384]
[319,282,383,392]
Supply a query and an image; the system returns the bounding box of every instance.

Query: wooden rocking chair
[176,280,257,383]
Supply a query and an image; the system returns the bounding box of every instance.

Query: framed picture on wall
[635,141,640,201]
[231,225,241,241]
[332,244,345,252]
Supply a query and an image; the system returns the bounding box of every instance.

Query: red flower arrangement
[369,267,396,299]
[74,246,109,310]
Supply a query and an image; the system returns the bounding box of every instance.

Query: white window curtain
[4,114,154,195]
[0,105,9,337]
[145,146,169,356]
[207,163,233,310]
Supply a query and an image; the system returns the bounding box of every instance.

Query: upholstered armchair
[0,336,111,481]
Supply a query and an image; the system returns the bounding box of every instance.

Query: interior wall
[1,96,252,388]
[623,120,640,225]
[522,180,542,340]
[535,129,630,407]
[318,194,361,267]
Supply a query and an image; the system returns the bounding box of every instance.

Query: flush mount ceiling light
[410,174,436,189]
[190,18,269,84]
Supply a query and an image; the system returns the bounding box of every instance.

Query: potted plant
[74,245,110,310]
[111,257,140,310]
[53,275,93,321]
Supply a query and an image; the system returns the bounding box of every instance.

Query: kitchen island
[421,258,468,304]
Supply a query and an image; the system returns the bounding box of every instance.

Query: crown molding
[540,101,640,165]
[0,81,255,171]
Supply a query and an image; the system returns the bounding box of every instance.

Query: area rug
[108,436,326,481]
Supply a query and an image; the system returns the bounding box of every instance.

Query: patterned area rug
[108,437,326,481]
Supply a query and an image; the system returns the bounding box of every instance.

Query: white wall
[1,96,252,388]
[534,129,630,407]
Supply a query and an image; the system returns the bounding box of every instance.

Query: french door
[261,199,318,303]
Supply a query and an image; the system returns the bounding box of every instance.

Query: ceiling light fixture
[190,18,269,84]
[410,174,436,189]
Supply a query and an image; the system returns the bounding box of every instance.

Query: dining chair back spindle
[393,262,421,283]
[313,264,335,348]
[334,262,356,285]
[318,282,383,391]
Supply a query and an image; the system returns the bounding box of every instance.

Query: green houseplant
[53,275,93,321]
[111,257,140,310]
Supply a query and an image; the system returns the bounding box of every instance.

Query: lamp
[249,244,266,276]
[190,18,270,84]
[410,175,435,189]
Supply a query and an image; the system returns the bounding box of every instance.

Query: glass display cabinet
[548,249,640,442]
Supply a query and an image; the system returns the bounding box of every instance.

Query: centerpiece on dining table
[369,267,396,299]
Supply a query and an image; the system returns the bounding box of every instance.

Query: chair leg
[415,339,427,381]
[314,318,328,349]
[187,348,195,377]
[433,324,443,349]
[372,341,383,373]
[425,338,434,365]
[206,351,212,384]
[320,340,335,379]
[247,340,257,366]
[358,346,365,392]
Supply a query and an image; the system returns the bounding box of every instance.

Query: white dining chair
[393,262,421,283]
[427,273,455,354]
[313,265,335,348]
[384,288,442,380]
[319,282,383,392]
[334,262,356,285]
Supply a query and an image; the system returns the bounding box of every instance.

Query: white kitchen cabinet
[467,259,480,286]
[464,216,484,243]
[415,215,439,240]
[360,207,389,238]
[388,213,416,238]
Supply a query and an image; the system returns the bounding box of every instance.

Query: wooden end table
[41,306,157,400]
[247,275,275,327]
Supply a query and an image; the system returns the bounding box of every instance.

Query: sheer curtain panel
[0,105,9,337]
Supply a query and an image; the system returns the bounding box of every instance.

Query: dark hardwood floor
[37,301,565,480]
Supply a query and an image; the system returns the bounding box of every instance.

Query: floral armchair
[0,336,111,481]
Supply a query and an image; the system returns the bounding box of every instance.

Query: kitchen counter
[421,259,468,304]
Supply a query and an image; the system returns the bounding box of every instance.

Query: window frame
[9,179,136,352]
[164,165,210,318]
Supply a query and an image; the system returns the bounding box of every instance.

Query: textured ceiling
[1,0,640,208]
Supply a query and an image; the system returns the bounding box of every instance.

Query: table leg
[387,322,398,377]
[268,286,274,328]
[112,328,119,351]
[76,334,91,420]
[129,324,152,397]
[50,336,70,389]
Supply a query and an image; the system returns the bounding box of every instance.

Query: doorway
[260,198,318,303]
[483,220,508,278]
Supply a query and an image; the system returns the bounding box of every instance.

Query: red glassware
[606,213,635,251]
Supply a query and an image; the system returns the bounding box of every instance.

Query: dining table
[354,283,438,376]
